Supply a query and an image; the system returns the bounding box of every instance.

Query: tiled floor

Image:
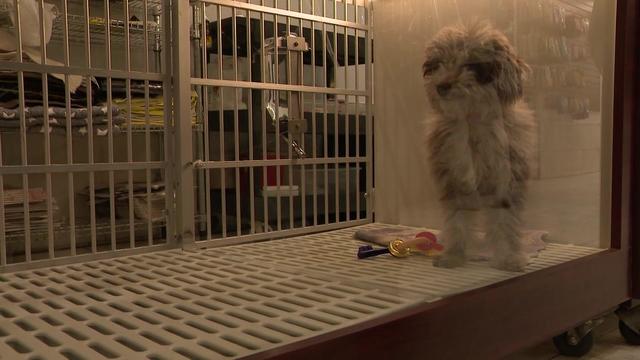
[509,315,640,359]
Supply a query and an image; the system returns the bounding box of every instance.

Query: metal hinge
[266,34,310,52]
[364,188,375,212]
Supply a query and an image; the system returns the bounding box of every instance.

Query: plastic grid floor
[210,223,605,300]
[0,223,603,359]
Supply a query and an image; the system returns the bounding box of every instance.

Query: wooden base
[251,250,629,360]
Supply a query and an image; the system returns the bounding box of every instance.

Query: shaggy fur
[423,22,535,272]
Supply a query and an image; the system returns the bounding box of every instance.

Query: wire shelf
[54,13,161,46]
[0,0,164,14]
[0,2,163,47]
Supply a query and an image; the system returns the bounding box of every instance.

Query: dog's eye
[465,62,498,84]
[423,61,440,76]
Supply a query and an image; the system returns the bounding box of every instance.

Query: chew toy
[357,231,443,259]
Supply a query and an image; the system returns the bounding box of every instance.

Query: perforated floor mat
[210,224,604,300]
[0,223,603,359]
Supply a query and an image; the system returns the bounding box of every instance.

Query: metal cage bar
[0,130,4,265]
[173,0,196,247]
[0,0,175,270]
[0,0,372,268]
[61,0,76,256]
[188,0,372,247]
[365,0,372,220]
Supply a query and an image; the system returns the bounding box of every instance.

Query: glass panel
[373,0,616,262]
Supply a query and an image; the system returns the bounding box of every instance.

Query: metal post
[173,0,196,247]
[365,0,372,220]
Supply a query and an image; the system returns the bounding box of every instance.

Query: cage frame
[236,0,640,358]
[0,0,636,358]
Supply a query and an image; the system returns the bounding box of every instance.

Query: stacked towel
[0,71,98,109]
[2,188,62,234]
[114,91,198,127]
[0,105,123,135]
[82,182,166,222]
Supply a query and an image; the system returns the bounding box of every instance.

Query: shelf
[525,59,596,67]
[0,0,163,13]
[0,118,198,135]
[0,126,120,137]
[524,85,594,92]
[0,2,163,47]
[52,14,162,47]
[4,218,168,260]
[5,218,166,241]
[207,17,369,66]
[554,0,594,17]
[205,101,368,133]
[538,110,601,125]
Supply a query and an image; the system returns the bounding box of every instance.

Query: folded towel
[0,116,126,128]
[0,105,120,120]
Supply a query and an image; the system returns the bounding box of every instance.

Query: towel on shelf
[0,105,120,119]
[0,71,97,109]
[0,116,126,128]
[0,105,123,136]
[114,91,198,128]
[0,0,83,92]
[94,78,164,102]
[4,124,119,136]
[82,182,166,221]
[2,187,62,233]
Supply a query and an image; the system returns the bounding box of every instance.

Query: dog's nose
[437,83,452,96]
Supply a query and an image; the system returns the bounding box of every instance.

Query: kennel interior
[0,0,637,359]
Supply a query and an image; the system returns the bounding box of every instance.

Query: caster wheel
[553,331,594,357]
[619,320,640,345]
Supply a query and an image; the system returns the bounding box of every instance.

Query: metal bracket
[566,318,605,345]
[263,33,310,159]
[191,160,205,169]
[617,303,640,335]
[265,34,310,53]
[287,119,307,136]
[286,35,309,51]
[364,188,375,211]
[190,5,202,39]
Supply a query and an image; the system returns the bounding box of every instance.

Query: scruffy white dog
[423,22,535,272]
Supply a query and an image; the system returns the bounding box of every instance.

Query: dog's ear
[490,39,530,104]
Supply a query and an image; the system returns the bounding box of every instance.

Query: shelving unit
[497,0,602,179]
[206,16,367,65]
[0,0,173,263]
[0,1,163,45]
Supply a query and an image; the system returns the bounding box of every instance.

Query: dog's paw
[490,252,528,272]
[433,253,467,269]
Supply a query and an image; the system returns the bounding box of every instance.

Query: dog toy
[357,231,443,259]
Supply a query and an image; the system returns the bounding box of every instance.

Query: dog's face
[423,23,528,114]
